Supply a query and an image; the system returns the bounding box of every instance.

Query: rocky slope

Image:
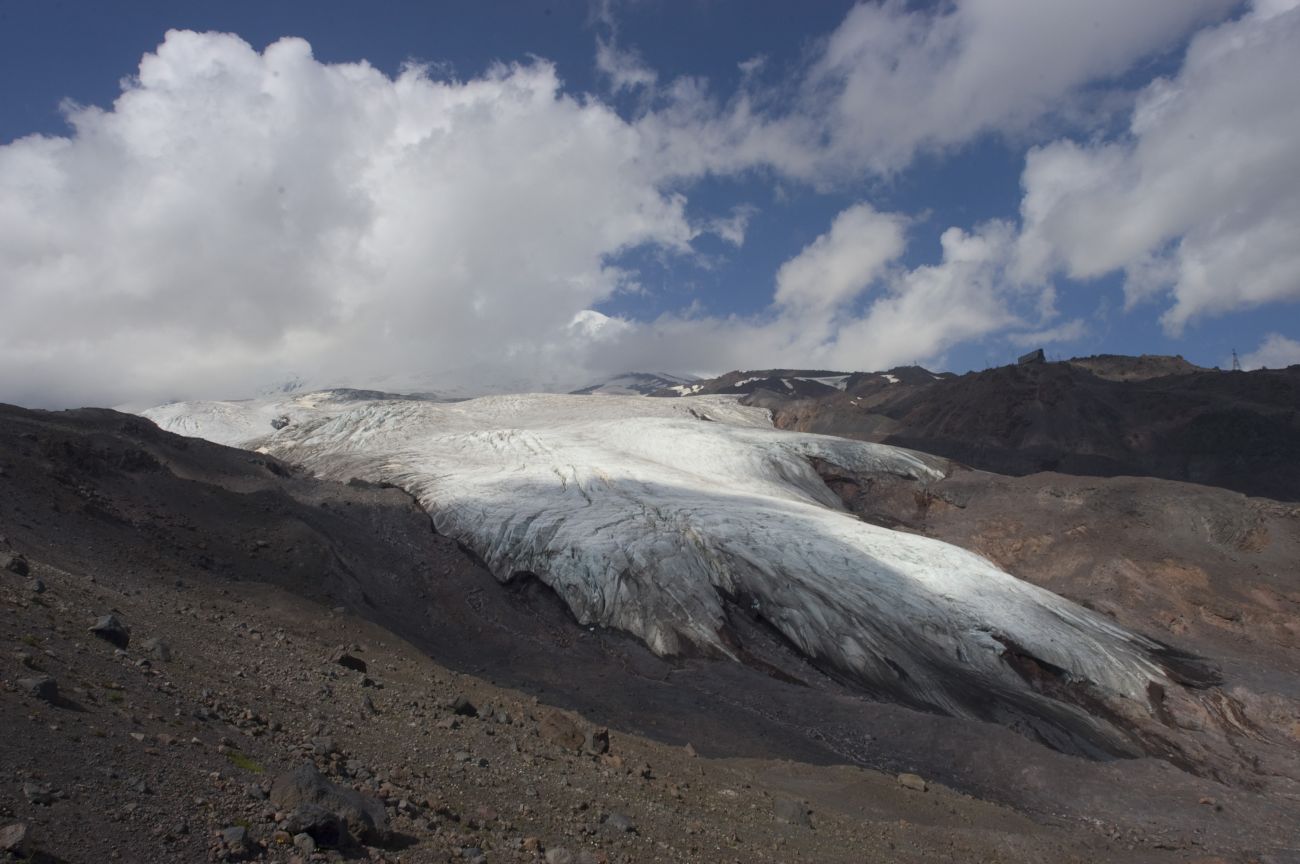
[743,360,1300,501]
[2,405,1227,862]
[3,403,1299,861]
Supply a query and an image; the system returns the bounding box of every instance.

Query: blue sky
[1,1,1298,405]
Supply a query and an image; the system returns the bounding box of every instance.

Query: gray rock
[897,772,927,792]
[143,638,172,662]
[0,822,30,855]
[311,736,338,756]
[545,849,575,864]
[283,802,345,847]
[269,762,389,845]
[221,825,252,859]
[18,675,58,703]
[89,614,130,648]
[3,553,29,576]
[584,727,610,756]
[293,832,317,854]
[604,811,636,833]
[22,783,58,805]
[26,577,45,594]
[774,796,811,826]
[451,695,477,717]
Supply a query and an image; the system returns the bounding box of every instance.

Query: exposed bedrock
[812,457,1300,788]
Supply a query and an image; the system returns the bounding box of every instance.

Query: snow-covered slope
[570,372,698,396]
[146,391,1204,754]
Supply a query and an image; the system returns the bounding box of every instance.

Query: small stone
[0,823,30,855]
[545,848,576,864]
[26,577,45,594]
[604,812,636,833]
[451,696,477,717]
[18,675,58,703]
[22,783,57,806]
[311,736,338,755]
[142,638,172,662]
[897,773,927,792]
[684,742,698,758]
[773,797,811,827]
[89,614,130,648]
[4,553,29,576]
[293,832,317,854]
[222,825,251,858]
[584,727,610,756]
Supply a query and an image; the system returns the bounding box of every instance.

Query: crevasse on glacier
[146,392,1207,755]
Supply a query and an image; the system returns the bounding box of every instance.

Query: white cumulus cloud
[1014,0,1300,333]
[0,30,694,406]
[1240,333,1300,369]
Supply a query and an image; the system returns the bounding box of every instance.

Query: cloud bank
[1014,0,1300,334]
[1,1,1294,407]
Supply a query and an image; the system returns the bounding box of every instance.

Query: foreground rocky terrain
[2,402,1299,861]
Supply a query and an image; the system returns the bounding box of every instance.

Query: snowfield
[146,391,1194,751]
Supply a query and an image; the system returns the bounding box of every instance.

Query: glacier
[145,391,1209,755]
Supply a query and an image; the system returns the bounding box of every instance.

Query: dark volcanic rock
[18,675,58,703]
[89,614,130,648]
[282,802,346,847]
[4,553,29,576]
[331,648,367,673]
[269,762,389,845]
[750,360,1300,501]
[584,726,610,756]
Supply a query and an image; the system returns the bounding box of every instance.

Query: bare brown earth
[2,404,1299,861]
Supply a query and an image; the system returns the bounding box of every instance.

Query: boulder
[539,712,584,752]
[221,825,252,859]
[584,727,610,756]
[773,797,811,826]
[269,762,389,845]
[331,649,367,673]
[143,638,172,662]
[282,802,345,847]
[3,553,29,576]
[89,614,130,648]
[18,675,58,704]
[0,823,30,855]
[897,772,928,792]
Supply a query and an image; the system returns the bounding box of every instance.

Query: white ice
[146,391,1183,738]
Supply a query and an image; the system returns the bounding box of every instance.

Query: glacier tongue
[146,391,1192,752]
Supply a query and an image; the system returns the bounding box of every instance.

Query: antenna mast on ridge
[1231,349,1242,372]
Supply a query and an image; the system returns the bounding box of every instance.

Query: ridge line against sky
[0,0,1297,407]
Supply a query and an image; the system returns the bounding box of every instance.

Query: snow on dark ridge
[145,391,1215,756]
[571,372,699,396]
